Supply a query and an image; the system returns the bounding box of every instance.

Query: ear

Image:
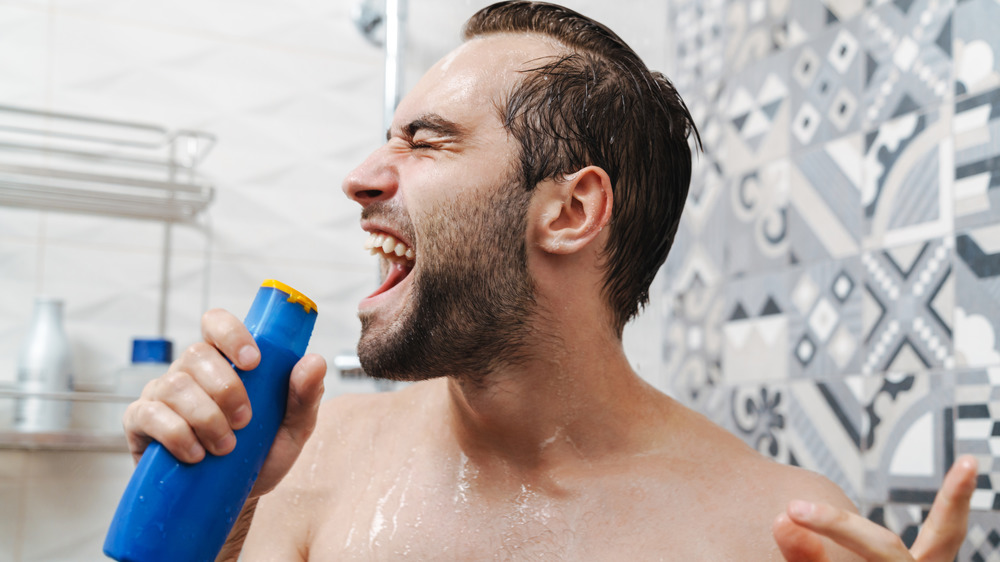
[533,165,613,255]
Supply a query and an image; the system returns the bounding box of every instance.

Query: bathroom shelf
[0,103,215,223]
[0,388,133,451]
[0,387,135,403]
[0,429,127,452]
[0,107,216,450]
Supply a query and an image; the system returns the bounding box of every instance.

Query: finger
[201,308,260,371]
[173,341,253,430]
[153,369,238,457]
[124,398,206,464]
[772,512,832,562]
[910,455,979,562]
[278,354,327,449]
[252,354,326,496]
[786,500,911,559]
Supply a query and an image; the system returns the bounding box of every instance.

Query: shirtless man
[124,2,978,560]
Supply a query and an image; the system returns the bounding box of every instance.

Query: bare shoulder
[681,402,853,508]
[640,399,860,560]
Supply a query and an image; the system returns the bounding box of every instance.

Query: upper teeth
[364,232,415,261]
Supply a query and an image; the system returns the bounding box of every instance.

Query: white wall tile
[0,4,50,104]
[0,239,43,385]
[0,450,27,562]
[39,242,163,385]
[21,451,133,562]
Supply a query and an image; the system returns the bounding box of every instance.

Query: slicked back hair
[464,1,701,336]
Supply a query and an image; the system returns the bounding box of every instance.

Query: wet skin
[240,34,861,561]
[244,379,859,560]
[126,31,975,562]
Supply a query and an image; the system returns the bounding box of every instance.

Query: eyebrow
[386,114,468,142]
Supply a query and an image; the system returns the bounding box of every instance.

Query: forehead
[393,33,566,131]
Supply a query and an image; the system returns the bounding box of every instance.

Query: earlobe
[536,166,613,255]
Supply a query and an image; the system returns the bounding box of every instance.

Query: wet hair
[464,1,701,336]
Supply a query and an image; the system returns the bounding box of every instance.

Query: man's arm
[216,498,259,562]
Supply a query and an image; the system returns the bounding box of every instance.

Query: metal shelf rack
[0,103,215,223]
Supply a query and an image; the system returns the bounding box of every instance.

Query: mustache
[362,201,417,243]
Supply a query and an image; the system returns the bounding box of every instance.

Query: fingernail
[961,456,978,471]
[232,405,251,427]
[238,345,259,368]
[789,500,815,520]
[215,433,236,453]
[188,442,205,461]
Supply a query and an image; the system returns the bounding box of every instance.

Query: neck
[441,322,669,477]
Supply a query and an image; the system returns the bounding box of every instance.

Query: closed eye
[386,113,467,150]
[407,139,435,150]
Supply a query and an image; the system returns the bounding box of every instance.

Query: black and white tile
[860,0,954,129]
[788,18,862,150]
[954,87,1000,231]
[861,237,955,374]
[954,224,1000,369]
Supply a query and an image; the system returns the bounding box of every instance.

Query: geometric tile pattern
[667,0,1000,549]
[861,237,955,374]
[723,271,791,384]
[863,372,955,505]
[724,0,792,71]
[961,510,1000,561]
[672,0,726,95]
[722,53,792,175]
[789,258,864,377]
[954,87,1000,230]
[663,283,725,411]
[955,369,1000,512]
[954,0,1000,98]
[859,0,954,129]
[863,109,953,250]
[955,224,1000,368]
[725,160,791,276]
[788,20,862,150]
[788,134,864,265]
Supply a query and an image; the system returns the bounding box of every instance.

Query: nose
[342,145,398,205]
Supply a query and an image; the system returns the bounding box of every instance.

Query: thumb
[281,353,327,445]
[249,353,326,497]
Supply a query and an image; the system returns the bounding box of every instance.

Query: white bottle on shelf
[15,297,74,432]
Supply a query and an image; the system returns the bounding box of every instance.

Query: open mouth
[363,231,416,299]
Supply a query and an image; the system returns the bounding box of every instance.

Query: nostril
[359,189,383,199]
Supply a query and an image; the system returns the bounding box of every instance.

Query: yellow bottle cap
[261,280,317,314]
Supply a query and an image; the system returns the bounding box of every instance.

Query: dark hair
[464,1,701,336]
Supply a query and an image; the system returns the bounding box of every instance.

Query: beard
[357,179,537,386]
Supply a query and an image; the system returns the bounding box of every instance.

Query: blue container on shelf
[103,280,318,562]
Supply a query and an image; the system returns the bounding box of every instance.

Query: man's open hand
[773,455,978,561]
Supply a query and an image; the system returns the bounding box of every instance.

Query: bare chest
[302,472,779,561]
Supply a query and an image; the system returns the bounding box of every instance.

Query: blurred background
[0,0,997,559]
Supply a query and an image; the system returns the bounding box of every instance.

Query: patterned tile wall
[667,0,1000,557]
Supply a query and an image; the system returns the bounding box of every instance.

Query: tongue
[367,261,412,298]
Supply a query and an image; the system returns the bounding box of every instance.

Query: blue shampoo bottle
[104,280,318,562]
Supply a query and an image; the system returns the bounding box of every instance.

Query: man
[124,2,977,560]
